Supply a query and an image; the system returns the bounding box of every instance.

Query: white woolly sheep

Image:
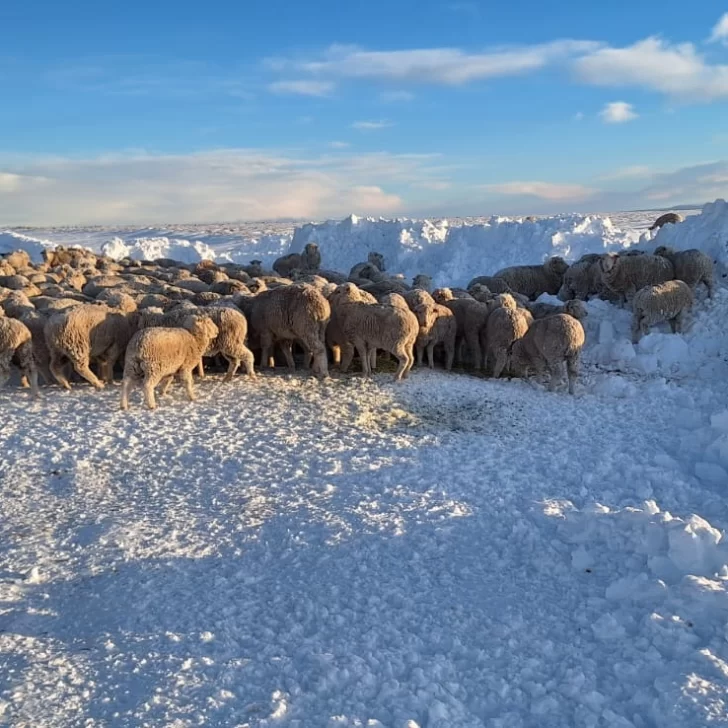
[44,303,139,389]
[631,280,694,343]
[413,302,456,370]
[492,257,569,300]
[483,303,531,379]
[248,284,330,378]
[509,314,585,394]
[653,246,714,298]
[0,317,39,397]
[599,253,674,304]
[442,297,491,369]
[330,284,417,381]
[120,316,219,410]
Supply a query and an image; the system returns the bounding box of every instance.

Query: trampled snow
[2,203,728,726]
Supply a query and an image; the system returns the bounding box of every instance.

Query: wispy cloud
[352,120,394,131]
[329,141,350,149]
[574,36,728,101]
[0,149,461,225]
[268,79,335,96]
[709,12,728,44]
[573,111,584,121]
[273,40,600,86]
[598,165,652,181]
[484,181,597,202]
[599,101,638,124]
[379,90,415,102]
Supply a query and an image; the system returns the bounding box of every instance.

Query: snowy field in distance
[2,203,728,726]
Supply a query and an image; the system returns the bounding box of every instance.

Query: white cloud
[573,111,584,121]
[329,141,350,149]
[275,40,600,86]
[484,181,597,202]
[380,90,415,102]
[574,37,728,101]
[599,101,638,124]
[598,165,652,181]
[709,13,728,44]
[352,120,393,130]
[268,79,335,96]
[0,149,470,225]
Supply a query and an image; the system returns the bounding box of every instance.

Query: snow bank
[0,231,54,263]
[289,213,641,287]
[101,236,219,264]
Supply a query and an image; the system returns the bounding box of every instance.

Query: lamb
[649,212,684,230]
[248,284,330,378]
[273,243,321,277]
[599,253,674,304]
[329,284,417,380]
[199,307,256,381]
[483,299,531,378]
[653,246,714,298]
[492,257,569,300]
[527,299,588,321]
[0,317,39,397]
[509,314,585,394]
[120,316,219,410]
[44,303,139,389]
[413,302,456,370]
[631,280,694,343]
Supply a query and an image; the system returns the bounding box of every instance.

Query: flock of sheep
[0,214,715,409]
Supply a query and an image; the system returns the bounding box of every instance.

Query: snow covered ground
[2,203,728,726]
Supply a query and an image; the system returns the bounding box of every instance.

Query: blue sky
[1,0,728,224]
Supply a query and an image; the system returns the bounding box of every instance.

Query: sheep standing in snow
[248,284,330,378]
[509,314,585,394]
[120,316,219,410]
[330,283,417,380]
[557,254,605,301]
[483,295,531,378]
[442,297,491,369]
[599,253,674,304]
[44,304,138,390]
[467,275,514,295]
[492,257,569,300]
[649,212,684,230]
[413,302,456,370]
[0,317,39,397]
[653,246,714,299]
[631,280,694,343]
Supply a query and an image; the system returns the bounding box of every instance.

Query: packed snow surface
[2,202,728,726]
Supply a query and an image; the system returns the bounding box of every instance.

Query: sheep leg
[392,346,409,381]
[0,354,11,388]
[415,341,425,367]
[197,358,206,379]
[280,341,296,372]
[50,352,73,390]
[426,342,436,369]
[546,362,562,392]
[631,316,642,344]
[369,348,377,372]
[223,355,240,382]
[566,354,580,395]
[704,276,714,299]
[260,335,274,369]
[402,345,415,379]
[159,375,175,395]
[241,347,256,378]
[142,378,158,410]
[464,332,482,370]
[444,339,455,371]
[354,339,370,377]
[339,343,354,373]
[120,376,133,410]
[70,358,105,390]
[181,369,197,401]
[492,350,508,379]
[102,344,121,383]
[16,343,39,398]
[330,344,341,367]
